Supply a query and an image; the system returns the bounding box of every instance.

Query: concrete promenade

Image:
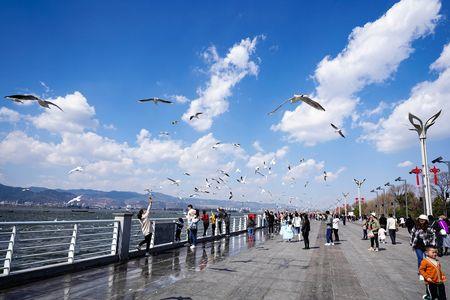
[1,221,449,299]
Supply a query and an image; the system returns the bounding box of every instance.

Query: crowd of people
[135,197,448,299]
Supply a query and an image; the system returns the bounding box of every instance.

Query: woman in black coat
[301,214,311,249]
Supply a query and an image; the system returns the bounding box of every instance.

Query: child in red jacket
[419,246,447,300]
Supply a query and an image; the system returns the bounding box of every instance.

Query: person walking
[224,211,231,236]
[411,214,436,271]
[332,214,340,242]
[217,208,224,235]
[186,204,196,244]
[386,214,398,245]
[436,215,449,257]
[247,214,256,240]
[201,210,209,236]
[362,215,368,240]
[325,211,334,246]
[210,212,217,236]
[367,212,380,252]
[268,211,275,237]
[302,214,310,249]
[188,210,200,249]
[293,212,302,241]
[137,196,153,254]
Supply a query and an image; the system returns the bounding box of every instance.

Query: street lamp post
[354,179,366,220]
[371,189,379,215]
[377,186,386,215]
[432,156,450,216]
[395,177,409,218]
[342,192,349,218]
[409,110,441,216]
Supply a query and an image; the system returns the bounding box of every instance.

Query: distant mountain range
[0,183,286,211]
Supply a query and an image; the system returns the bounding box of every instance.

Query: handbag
[368,230,374,238]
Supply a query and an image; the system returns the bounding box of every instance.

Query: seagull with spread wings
[5,94,63,111]
[228,191,233,200]
[189,112,203,120]
[167,177,181,186]
[268,94,325,115]
[331,123,345,138]
[138,97,172,104]
[323,171,328,182]
[68,166,84,174]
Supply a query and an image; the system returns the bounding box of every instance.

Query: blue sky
[1,0,450,209]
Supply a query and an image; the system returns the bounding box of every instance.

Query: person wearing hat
[367,212,380,252]
[411,214,437,272]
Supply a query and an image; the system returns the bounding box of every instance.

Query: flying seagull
[233,143,241,148]
[331,123,345,138]
[68,166,84,174]
[159,131,170,137]
[171,120,179,125]
[138,97,172,104]
[235,168,241,173]
[67,195,82,205]
[323,171,328,182]
[5,94,63,111]
[237,176,247,184]
[218,170,230,177]
[212,142,221,150]
[304,181,309,188]
[268,94,325,115]
[189,112,203,120]
[167,178,181,186]
[229,191,233,200]
[183,172,191,176]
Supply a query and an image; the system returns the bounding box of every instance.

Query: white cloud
[314,167,347,182]
[171,95,190,104]
[398,160,413,167]
[0,131,54,164]
[132,129,183,164]
[0,107,20,123]
[246,146,288,169]
[178,133,246,176]
[252,141,264,152]
[360,41,450,152]
[103,123,117,130]
[182,37,261,131]
[272,0,441,146]
[32,91,99,134]
[284,159,324,181]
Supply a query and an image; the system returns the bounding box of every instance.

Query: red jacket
[419,257,446,284]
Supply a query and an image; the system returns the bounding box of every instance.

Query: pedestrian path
[1,221,449,299]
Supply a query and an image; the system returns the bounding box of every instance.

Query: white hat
[370,212,376,216]
[418,214,428,220]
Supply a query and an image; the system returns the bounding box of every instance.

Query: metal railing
[129,215,262,251]
[0,220,118,276]
[0,213,263,278]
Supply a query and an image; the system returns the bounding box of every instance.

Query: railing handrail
[0,220,118,226]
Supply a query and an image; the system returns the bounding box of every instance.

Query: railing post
[3,226,16,275]
[111,221,119,255]
[232,218,236,233]
[257,215,261,228]
[238,217,242,231]
[150,221,156,249]
[68,224,77,263]
[244,216,248,230]
[113,213,133,261]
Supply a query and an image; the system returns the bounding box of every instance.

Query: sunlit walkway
[1,222,450,299]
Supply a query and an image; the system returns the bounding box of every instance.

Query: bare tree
[432,172,449,215]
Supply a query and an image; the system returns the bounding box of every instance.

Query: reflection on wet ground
[0,230,268,300]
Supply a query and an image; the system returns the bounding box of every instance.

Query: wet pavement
[2,221,450,299]
[0,230,268,300]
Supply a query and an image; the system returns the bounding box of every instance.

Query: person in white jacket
[332,215,340,242]
[137,196,153,254]
[293,212,302,241]
[386,214,397,245]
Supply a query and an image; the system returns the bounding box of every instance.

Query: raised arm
[142,196,153,219]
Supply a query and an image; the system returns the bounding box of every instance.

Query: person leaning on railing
[136,196,153,255]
